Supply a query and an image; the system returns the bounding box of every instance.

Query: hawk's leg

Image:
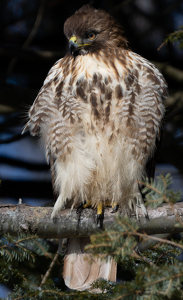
[76,200,91,213]
[97,202,104,228]
[77,200,118,228]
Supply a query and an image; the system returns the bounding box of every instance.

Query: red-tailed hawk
[24,5,167,291]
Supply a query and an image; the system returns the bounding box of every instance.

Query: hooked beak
[69,36,79,55]
[69,36,90,56]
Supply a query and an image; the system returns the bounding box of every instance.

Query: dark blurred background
[1,0,183,206]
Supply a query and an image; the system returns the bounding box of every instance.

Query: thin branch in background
[157,41,165,51]
[40,249,60,287]
[6,0,46,80]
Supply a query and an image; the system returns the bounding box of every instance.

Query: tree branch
[1,203,183,238]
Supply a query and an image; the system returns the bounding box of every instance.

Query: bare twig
[40,249,59,286]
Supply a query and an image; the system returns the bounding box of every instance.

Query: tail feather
[99,256,116,281]
[63,237,117,292]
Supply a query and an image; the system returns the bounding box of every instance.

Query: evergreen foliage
[141,173,182,208]
[164,26,183,49]
[0,174,183,299]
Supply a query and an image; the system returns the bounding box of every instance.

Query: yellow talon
[104,201,118,209]
[77,199,91,214]
[111,202,119,213]
[112,202,117,209]
[83,199,92,209]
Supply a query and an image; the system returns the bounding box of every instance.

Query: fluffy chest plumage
[52,50,130,138]
[27,48,166,167]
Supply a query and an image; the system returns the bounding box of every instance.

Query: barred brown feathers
[24,5,167,291]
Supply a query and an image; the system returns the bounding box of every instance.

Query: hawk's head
[64,5,128,57]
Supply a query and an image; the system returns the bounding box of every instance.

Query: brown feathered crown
[64,5,128,55]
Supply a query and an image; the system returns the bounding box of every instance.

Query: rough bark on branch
[1,203,183,238]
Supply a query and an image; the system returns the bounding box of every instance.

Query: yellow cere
[69,36,77,43]
[69,36,90,47]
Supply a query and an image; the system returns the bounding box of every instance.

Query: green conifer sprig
[164,26,183,49]
[86,216,138,262]
[0,234,35,263]
[110,263,183,300]
[10,280,103,300]
[158,26,183,50]
[0,259,25,285]
[140,173,182,208]
[0,234,51,263]
[143,244,180,265]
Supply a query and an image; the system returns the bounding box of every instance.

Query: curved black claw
[111,205,119,213]
[76,201,86,214]
[97,213,104,229]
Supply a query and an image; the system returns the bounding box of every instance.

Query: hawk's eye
[88,32,96,40]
